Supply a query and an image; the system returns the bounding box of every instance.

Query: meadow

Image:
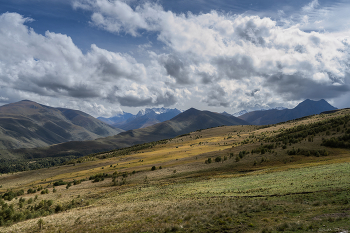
[0,109,350,232]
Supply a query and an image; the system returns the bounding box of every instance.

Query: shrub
[53,180,67,186]
[239,150,249,158]
[215,156,222,162]
[55,204,63,213]
[27,188,36,194]
[151,166,156,171]
[205,158,212,164]
[66,182,72,189]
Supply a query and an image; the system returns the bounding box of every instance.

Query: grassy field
[0,110,350,232]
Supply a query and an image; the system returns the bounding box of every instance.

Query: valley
[0,109,349,232]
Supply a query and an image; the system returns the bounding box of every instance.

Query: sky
[0,0,350,116]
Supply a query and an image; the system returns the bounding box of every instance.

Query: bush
[151,166,156,171]
[215,156,222,162]
[41,189,49,195]
[239,150,249,158]
[27,188,36,194]
[66,182,72,189]
[205,158,212,164]
[53,180,67,186]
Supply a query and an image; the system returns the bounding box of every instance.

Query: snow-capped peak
[232,110,248,117]
[136,107,181,116]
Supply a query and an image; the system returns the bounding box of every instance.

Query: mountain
[0,100,123,151]
[239,99,337,125]
[11,108,249,158]
[102,107,182,131]
[97,112,134,125]
[233,107,287,117]
[232,110,249,117]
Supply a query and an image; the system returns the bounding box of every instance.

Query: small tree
[37,218,45,230]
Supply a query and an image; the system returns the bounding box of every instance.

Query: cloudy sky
[0,0,349,116]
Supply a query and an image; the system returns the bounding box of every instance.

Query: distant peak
[19,99,36,103]
[295,99,337,110]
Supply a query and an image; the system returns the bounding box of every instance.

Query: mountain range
[9,108,249,158]
[0,98,339,159]
[98,107,182,131]
[232,107,287,117]
[0,100,123,152]
[238,99,337,125]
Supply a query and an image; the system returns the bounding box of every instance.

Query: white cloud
[302,0,319,12]
[2,0,350,116]
[73,0,350,111]
[0,12,181,116]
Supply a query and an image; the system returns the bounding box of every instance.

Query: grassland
[0,110,350,232]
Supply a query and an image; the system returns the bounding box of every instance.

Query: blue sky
[0,0,349,116]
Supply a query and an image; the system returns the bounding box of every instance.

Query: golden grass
[1,110,350,232]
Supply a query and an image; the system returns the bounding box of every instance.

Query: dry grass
[1,110,350,232]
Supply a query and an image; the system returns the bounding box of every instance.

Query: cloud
[158,54,192,84]
[73,0,349,110]
[0,12,179,115]
[2,0,350,116]
[302,0,319,12]
[202,85,230,107]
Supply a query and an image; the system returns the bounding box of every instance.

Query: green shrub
[205,158,212,164]
[53,180,67,186]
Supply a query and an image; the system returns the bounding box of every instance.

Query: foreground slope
[0,100,123,152]
[239,99,337,125]
[0,109,350,232]
[11,108,249,158]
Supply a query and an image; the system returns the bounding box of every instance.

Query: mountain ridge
[238,99,337,125]
[0,100,123,151]
[9,107,249,158]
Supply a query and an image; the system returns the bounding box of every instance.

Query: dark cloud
[265,73,350,100]
[116,96,154,107]
[294,44,306,53]
[246,89,260,97]
[197,71,217,84]
[234,17,270,46]
[309,35,321,45]
[214,55,257,80]
[159,54,191,84]
[203,86,230,107]
[154,91,177,107]
[14,75,100,99]
[109,90,177,107]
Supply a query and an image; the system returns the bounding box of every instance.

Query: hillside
[0,100,123,153]
[239,99,337,125]
[0,108,349,232]
[8,108,249,159]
